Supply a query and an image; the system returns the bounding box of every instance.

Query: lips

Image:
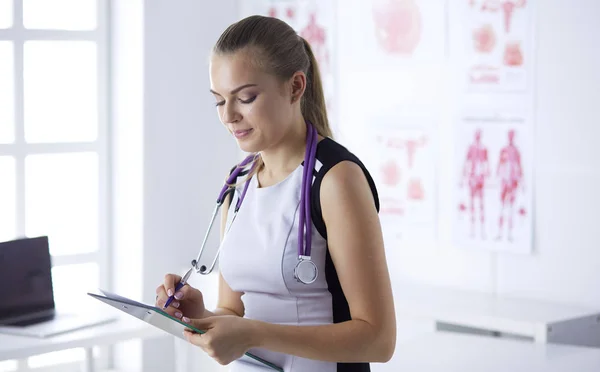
[233,128,253,139]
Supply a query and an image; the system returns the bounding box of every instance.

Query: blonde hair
[214,15,331,185]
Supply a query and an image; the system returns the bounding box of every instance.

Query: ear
[289,71,307,103]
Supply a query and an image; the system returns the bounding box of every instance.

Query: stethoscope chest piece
[294,257,318,284]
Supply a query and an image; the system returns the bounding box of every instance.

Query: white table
[392,279,600,347]
[0,317,164,372]
[375,331,600,372]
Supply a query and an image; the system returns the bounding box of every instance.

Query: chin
[236,139,262,154]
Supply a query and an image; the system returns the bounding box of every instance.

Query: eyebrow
[210,84,257,96]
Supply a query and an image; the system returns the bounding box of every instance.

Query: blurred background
[0,0,599,371]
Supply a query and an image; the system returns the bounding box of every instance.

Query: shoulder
[320,160,371,207]
[310,138,380,238]
[314,137,377,187]
[314,137,361,167]
[314,137,368,176]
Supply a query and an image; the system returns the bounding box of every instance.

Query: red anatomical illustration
[286,7,295,19]
[473,24,496,53]
[503,41,523,66]
[300,12,329,72]
[460,129,490,238]
[407,178,424,200]
[496,129,524,242]
[475,0,526,34]
[381,160,402,186]
[372,0,422,55]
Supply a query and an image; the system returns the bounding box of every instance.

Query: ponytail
[300,37,333,138]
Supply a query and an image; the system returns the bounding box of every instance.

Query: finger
[154,287,181,309]
[154,286,168,305]
[174,284,189,300]
[156,297,181,310]
[183,328,205,347]
[182,316,213,331]
[175,283,201,301]
[162,307,184,319]
[164,274,182,297]
[154,286,167,306]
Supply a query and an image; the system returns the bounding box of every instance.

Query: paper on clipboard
[87,289,283,372]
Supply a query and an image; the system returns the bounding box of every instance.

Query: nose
[221,101,241,124]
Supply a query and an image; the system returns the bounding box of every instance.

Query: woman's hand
[182,316,259,366]
[155,274,206,320]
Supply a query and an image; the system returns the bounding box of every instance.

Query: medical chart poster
[238,0,337,130]
[339,0,447,68]
[454,0,534,93]
[453,112,533,254]
[349,117,437,245]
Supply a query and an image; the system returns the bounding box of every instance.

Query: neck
[259,118,308,181]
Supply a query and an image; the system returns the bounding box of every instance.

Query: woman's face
[209,50,296,153]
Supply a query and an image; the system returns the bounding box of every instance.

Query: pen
[163,267,193,309]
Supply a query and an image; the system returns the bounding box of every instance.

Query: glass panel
[0,157,16,243]
[51,263,99,311]
[25,153,98,255]
[23,0,96,30]
[0,41,14,144]
[0,0,12,29]
[24,41,98,143]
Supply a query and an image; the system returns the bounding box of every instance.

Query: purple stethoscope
[178,122,319,290]
[161,122,318,307]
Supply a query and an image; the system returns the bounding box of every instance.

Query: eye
[215,101,225,107]
[239,95,257,104]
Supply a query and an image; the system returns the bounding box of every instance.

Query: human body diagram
[460,129,525,241]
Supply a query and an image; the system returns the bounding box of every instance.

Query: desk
[393,280,600,347]
[0,317,164,372]
[375,331,600,372]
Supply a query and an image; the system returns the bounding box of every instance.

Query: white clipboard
[87,289,283,371]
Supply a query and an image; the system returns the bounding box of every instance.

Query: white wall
[495,1,600,308]
[142,0,239,370]
[112,0,238,371]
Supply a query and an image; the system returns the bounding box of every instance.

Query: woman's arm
[250,160,396,362]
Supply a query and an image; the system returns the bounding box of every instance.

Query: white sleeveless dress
[219,161,336,372]
[218,138,376,372]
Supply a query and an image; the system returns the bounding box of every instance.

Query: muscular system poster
[454,111,533,254]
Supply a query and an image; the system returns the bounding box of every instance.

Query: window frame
[0,0,112,370]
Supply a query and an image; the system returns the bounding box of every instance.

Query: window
[0,0,110,370]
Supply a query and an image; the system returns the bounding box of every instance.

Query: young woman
[155,15,396,371]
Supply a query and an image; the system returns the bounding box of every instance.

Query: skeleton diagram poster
[238,0,337,131]
[457,0,534,92]
[349,114,437,244]
[453,112,533,254]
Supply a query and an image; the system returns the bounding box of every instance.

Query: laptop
[0,236,115,338]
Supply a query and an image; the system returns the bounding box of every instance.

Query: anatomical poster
[453,112,533,254]
[238,0,337,129]
[456,0,534,92]
[340,0,447,67]
[350,116,437,244]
